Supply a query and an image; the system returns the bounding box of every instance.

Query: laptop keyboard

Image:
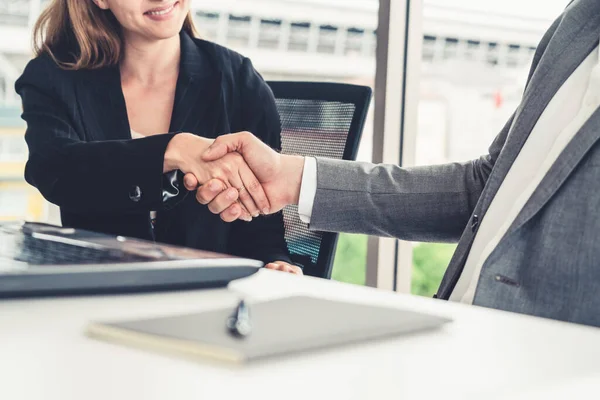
[0,230,158,267]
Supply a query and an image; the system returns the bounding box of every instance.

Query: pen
[227,299,252,338]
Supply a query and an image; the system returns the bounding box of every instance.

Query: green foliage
[331,234,456,298]
[410,243,456,297]
[331,233,367,286]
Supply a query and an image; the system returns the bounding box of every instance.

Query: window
[407,0,564,297]
[317,25,338,54]
[443,37,459,60]
[288,22,310,52]
[227,15,252,48]
[345,28,365,57]
[195,12,220,40]
[258,19,282,50]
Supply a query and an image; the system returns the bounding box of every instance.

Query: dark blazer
[15,31,291,264]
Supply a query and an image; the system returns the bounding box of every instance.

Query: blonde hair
[33,0,198,70]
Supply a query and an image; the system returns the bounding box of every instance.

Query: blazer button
[471,214,479,233]
[129,185,142,202]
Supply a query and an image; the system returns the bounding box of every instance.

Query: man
[187,0,600,327]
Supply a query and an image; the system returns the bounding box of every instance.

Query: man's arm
[193,112,511,243]
[192,7,565,235]
[300,112,514,242]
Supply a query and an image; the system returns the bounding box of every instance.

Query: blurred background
[0,0,569,295]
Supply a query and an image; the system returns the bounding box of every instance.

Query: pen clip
[227,299,252,338]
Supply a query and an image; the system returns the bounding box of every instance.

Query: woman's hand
[164,133,270,221]
[264,261,304,275]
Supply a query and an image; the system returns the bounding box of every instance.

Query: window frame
[367,0,422,293]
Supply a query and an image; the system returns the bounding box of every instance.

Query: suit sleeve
[227,57,292,264]
[15,56,186,215]
[309,113,514,243]
[309,7,568,243]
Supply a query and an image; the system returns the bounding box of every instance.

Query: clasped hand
[165,132,304,275]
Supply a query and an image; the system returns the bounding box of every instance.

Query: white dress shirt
[298,44,600,303]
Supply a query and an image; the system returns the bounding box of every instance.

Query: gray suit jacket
[310,0,600,327]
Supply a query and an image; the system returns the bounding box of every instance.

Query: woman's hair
[33,0,198,70]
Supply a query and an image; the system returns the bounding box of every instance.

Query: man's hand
[183,132,305,222]
[165,133,271,221]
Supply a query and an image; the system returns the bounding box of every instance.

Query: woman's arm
[227,57,292,264]
[19,81,181,214]
[16,57,267,217]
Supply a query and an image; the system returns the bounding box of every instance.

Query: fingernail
[253,212,259,218]
[209,181,220,191]
[227,189,237,200]
[243,215,252,222]
[262,208,269,215]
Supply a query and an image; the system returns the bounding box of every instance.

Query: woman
[16,0,302,274]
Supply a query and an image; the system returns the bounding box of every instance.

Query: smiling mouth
[144,1,179,16]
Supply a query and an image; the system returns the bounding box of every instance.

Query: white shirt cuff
[298,157,317,224]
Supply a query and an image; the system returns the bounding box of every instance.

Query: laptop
[0,221,263,298]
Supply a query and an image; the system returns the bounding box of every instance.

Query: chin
[153,30,182,40]
[147,23,185,41]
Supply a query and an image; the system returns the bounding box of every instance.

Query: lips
[144,1,178,16]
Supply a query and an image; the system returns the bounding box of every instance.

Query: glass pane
[410,0,569,296]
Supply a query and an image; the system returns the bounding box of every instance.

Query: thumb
[202,133,244,161]
[183,173,199,191]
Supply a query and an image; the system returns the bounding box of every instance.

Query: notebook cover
[85,295,451,364]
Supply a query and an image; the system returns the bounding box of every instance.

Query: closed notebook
[85,295,451,364]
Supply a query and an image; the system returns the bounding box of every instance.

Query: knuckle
[247,179,261,193]
[238,190,251,201]
[196,191,208,205]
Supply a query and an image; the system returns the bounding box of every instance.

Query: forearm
[309,157,489,242]
[26,133,181,214]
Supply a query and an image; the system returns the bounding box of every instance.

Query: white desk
[1,269,599,400]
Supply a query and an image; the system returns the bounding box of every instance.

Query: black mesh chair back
[267,81,372,279]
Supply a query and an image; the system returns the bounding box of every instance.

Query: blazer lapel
[169,32,223,136]
[504,108,600,239]
[79,32,222,142]
[477,0,600,218]
[77,66,131,141]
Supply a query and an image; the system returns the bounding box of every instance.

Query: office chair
[267,81,372,279]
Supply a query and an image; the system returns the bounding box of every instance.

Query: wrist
[163,134,185,173]
[163,133,212,173]
[281,155,305,206]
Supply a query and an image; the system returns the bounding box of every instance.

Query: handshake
[164,131,305,223]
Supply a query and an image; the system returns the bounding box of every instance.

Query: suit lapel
[79,65,131,141]
[504,107,600,239]
[169,32,223,136]
[477,0,600,218]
